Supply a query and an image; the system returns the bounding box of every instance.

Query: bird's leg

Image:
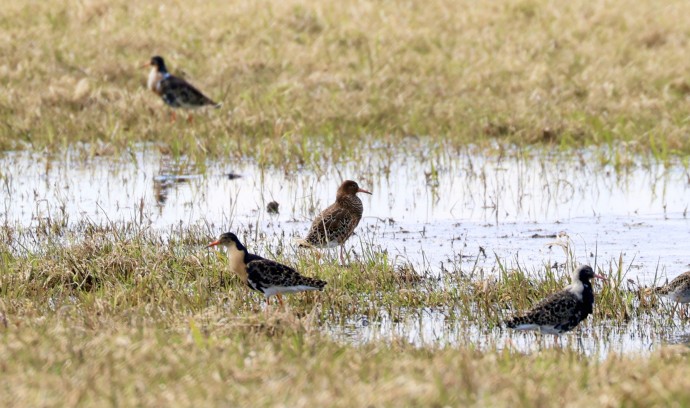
[505,336,515,351]
[170,111,177,123]
[277,294,284,308]
[187,114,194,124]
[339,245,346,266]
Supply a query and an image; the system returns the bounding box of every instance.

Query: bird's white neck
[147,67,164,92]
[566,279,584,300]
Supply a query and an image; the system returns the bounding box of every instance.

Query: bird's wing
[520,290,581,326]
[669,272,690,292]
[304,204,355,245]
[160,75,218,107]
[246,259,325,291]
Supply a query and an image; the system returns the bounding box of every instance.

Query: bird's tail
[504,315,530,329]
[203,96,222,108]
[303,276,327,290]
[294,237,314,248]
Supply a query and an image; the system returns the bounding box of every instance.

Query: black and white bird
[505,265,605,334]
[207,232,326,307]
[143,55,220,122]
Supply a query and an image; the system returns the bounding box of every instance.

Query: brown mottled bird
[143,56,220,123]
[649,271,690,304]
[296,180,372,264]
[647,271,690,318]
[505,265,605,335]
[207,232,326,306]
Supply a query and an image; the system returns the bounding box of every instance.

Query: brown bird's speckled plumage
[207,232,326,306]
[144,56,220,122]
[297,180,372,264]
[651,271,690,304]
[505,265,605,335]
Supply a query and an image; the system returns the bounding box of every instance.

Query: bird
[266,201,280,214]
[296,180,372,264]
[143,55,220,123]
[647,271,690,317]
[649,271,690,303]
[207,232,326,307]
[505,265,605,335]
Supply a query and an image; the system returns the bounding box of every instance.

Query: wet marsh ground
[2,144,690,405]
[2,0,690,405]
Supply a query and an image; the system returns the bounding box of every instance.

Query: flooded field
[2,144,690,357]
[3,145,688,278]
[327,306,690,359]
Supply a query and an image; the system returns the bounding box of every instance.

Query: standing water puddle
[1,145,689,357]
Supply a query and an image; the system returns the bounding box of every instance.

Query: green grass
[0,0,689,165]
[1,223,689,406]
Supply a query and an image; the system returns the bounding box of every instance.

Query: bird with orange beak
[207,232,326,308]
[142,55,220,123]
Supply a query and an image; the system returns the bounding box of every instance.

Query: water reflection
[0,145,689,283]
[327,307,690,359]
[152,157,199,208]
[2,144,690,357]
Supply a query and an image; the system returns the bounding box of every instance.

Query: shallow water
[327,306,690,359]
[2,145,690,356]
[2,146,688,282]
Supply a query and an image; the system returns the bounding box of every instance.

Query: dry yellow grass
[0,0,688,162]
[2,308,690,407]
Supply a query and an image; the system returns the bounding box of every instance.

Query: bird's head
[574,265,606,284]
[207,232,245,251]
[142,55,168,73]
[337,180,372,197]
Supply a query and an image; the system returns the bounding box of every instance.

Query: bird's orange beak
[139,61,152,69]
[206,240,220,248]
[594,274,606,282]
[358,188,372,195]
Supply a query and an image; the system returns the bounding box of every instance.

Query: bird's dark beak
[357,188,372,195]
[206,240,220,248]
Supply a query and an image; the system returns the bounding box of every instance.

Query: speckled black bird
[505,265,605,334]
[649,271,690,304]
[207,232,326,306]
[296,180,372,264]
[144,56,220,122]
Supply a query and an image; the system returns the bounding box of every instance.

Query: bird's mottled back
[652,271,690,303]
[505,265,604,334]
